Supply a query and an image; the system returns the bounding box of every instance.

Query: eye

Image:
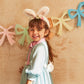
[38,28,43,31]
[29,28,34,31]
[38,29,41,31]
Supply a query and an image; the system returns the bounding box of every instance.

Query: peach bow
[0,25,15,46]
[51,11,73,36]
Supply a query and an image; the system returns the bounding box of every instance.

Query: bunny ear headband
[24,6,50,27]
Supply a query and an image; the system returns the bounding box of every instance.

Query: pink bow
[0,25,15,46]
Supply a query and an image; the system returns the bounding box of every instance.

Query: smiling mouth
[32,35,39,38]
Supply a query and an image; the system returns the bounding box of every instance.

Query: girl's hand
[27,80,32,84]
[19,66,24,73]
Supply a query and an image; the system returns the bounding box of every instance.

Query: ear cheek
[28,30,31,36]
[28,29,31,34]
[44,30,49,36]
[28,29,29,33]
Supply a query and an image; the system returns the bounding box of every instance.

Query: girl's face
[29,26,47,42]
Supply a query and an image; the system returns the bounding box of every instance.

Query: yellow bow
[51,11,73,36]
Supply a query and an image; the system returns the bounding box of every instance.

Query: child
[20,6,54,84]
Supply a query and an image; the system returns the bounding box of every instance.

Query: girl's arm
[26,80,32,84]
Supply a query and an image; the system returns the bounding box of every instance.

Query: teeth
[33,36,38,38]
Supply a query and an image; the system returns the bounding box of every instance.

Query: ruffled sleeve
[25,44,46,81]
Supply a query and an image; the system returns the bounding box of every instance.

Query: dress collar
[29,38,45,48]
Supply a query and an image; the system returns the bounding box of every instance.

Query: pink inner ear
[41,17,44,20]
[24,9,36,17]
[41,11,45,15]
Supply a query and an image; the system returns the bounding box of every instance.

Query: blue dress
[20,40,53,84]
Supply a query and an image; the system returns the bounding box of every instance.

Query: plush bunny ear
[37,6,49,16]
[24,9,36,17]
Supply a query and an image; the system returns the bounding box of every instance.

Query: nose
[33,30,38,34]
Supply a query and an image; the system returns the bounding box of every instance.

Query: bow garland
[68,2,84,27]
[0,25,15,46]
[51,11,73,36]
[15,24,32,46]
[0,2,84,46]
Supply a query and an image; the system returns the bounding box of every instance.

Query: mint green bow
[15,24,32,46]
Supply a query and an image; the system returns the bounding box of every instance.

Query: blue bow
[68,2,84,26]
